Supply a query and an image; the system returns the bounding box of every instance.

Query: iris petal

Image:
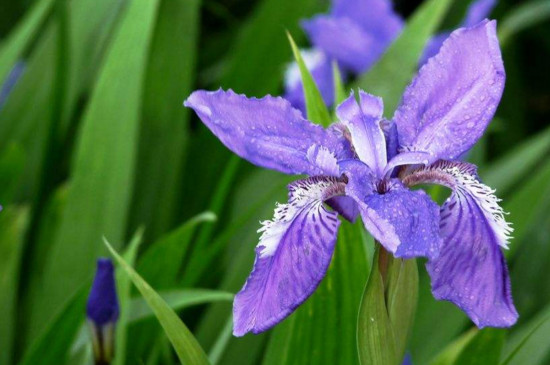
[405,160,518,327]
[185,89,346,176]
[394,20,505,161]
[233,176,344,336]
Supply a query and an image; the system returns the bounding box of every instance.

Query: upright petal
[331,0,403,47]
[393,20,505,161]
[405,161,517,327]
[185,89,344,176]
[233,176,345,336]
[340,160,440,258]
[336,91,387,176]
[418,32,450,66]
[302,16,382,73]
[284,49,335,112]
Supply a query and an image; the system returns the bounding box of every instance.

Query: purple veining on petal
[427,192,517,327]
[185,89,346,176]
[336,91,387,176]
[394,20,505,162]
[233,176,344,336]
[404,160,517,327]
[284,49,335,114]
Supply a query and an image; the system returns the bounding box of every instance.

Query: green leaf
[0,206,29,365]
[104,239,211,365]
[354,0,453,115]
[0,0,54,84]
[482,125,550,195]
[129,0,200,242]
[454,328,506,365]
[114,229,144,365]
[286,32,332,127]
[38,0,160,326]
[333,61,347,107]
[357,246,398,365]
[504,157,550,256]
[263,221,370,365]
[386,257,419,361]
[501,304,550,365]
[129,289,234,324]
[428,329,477,365]
[19,286,88,365]
[219,0,322,96]
[137,211,217,289]
[0,143,25,203]
[499,1,550,47]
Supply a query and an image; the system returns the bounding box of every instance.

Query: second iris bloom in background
[284,0,497,112]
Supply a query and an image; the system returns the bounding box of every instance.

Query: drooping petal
[463,0,497,27]
[284,49,335,112]
[185,89,344,176]
[233,176,345,336]
[336,91,387,176]
[404,160,517,327]
[302,16,382,74]
[393,20,505,161]
[362,182,441,259]
[331,0,403,48]
[340,160,440,258]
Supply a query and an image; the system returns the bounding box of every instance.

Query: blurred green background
[1,0,549,364]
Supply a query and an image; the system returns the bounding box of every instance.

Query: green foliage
[105,239,210,365]
[287,32,332,127]
[1,0,550,363]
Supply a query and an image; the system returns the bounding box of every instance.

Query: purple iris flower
[420,0,497,64]
[185,20,517,336]
[87,258,119,364]
[284,0,403,112]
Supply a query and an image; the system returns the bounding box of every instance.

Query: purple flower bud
[87,258,119,365]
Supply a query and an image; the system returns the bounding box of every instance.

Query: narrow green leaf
[428,329,477,365]
[0,143,25,203]
[104,239,210,365]
[454,328,506,365]
[19,286,88,365]
[114,229,144,365]
[386,258,419,361]
[39,0,160,325]
[208,316,234,365]
[504,157,550,256]
[0,206,29,365]
[264,221,370,365]
[0,0,54,84]
[355,0,453,115]
[482,125,550,194]
[501,304,550,365]
[499,1,550,47]
[129,0,200,242]
[286,32,332,127]
[129,290,234,324]
[357,246,398,365]
[333,61,347,107]
[137,211,216,289]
